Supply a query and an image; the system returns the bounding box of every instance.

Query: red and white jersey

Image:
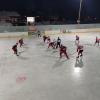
[77,45,83,51]
[60,45,67,52]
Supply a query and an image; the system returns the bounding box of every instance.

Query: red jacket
[60,45,66,52]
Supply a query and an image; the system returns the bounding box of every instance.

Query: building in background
[0,11,27,26]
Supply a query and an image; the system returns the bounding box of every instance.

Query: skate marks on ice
[22,45,29,49]
[83,43,100,49]
[69,51,77,56]
[84,43,94,47]
[17,45,29,58]
[19,44,29,53]
[18,50,26,54]
[75,57,84,68]
[15,50,29,60]
[17,55,29,60]
[36,42,45,46]
[17,49,29,60]
[43,54,59,59]
[51,50,58,54]
[47,48,58,54]
[45,48,52,52]
[52,58,69,69]
[18,46,29,54]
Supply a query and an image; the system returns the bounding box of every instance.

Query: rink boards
[0,32,28,38]
[36,24,100,35]
[0,24,100,37]
[45,28,100,35]
[0,28,100,37]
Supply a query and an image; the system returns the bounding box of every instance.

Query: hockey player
[75,35,80,45]
[47,36,51,43]
[94,36,99,46]
[56,37,61,48]
[12,43,19,56]
[43,35,47,43]
[19,38,24,47]
[59,44,69,59]
[48,41,55,49]
[37,31,41,37]
[77,44,84,58]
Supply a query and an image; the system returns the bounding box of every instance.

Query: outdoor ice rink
[1,32,100,100]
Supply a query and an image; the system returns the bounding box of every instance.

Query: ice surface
[0,32,100,100]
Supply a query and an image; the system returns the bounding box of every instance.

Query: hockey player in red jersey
[94,36,99,46]
[48,41,56,49]
[77,45,84,58]
[12,43,19,56]
[19,38,24,47]
[75,35,79,45]
[59,44,69,59]
[48,42,54,49]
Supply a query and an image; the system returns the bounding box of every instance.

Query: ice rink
[0,32,100,100]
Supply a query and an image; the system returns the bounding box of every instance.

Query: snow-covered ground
[0,32,100,100]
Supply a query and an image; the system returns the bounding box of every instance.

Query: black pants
[38,34,41,37]
[56,42,61,48]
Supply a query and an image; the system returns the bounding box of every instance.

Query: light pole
[77,0,83,24]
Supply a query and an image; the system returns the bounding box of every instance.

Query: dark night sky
[0,0,100,18]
